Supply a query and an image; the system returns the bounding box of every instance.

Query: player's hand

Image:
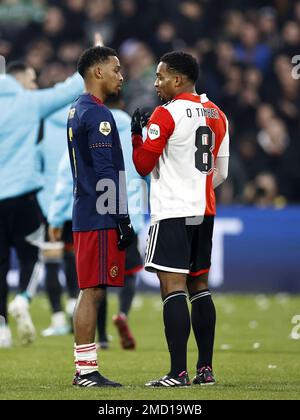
[117,216,135,250]
[131,108,150,135]
[48,226,63,242]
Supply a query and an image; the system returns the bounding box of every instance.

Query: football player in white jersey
[131,51,229,387]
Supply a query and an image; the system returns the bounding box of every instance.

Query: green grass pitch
[1,293,300,400]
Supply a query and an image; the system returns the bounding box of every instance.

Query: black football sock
[63,251,78,299]
[119,274,136,316]
[163,291,191,377]
[190,289,216,370]
[97,290,108,342]
[45,262,62,313]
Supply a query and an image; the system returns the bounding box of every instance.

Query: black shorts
[125,234,143,275]
[144,216,214,276]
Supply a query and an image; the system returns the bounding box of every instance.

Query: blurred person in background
[45,148,79,337]
[37,103,78,337]
[234,21,272,73]
[121,41,158,114]
[85,0,115,47]
[0,60,83,348]
[243,172,286,208]
[112,0,141,48]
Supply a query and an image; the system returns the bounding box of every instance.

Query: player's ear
[93,65,103,80]
[174,74,183,87]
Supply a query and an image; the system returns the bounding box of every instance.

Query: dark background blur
[1,0,300,205]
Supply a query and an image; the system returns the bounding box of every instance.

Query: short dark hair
[77,46,118,78]
[7,61,27,75]
[160,51,199,83]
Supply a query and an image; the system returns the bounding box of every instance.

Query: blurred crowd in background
[0,0,300,205]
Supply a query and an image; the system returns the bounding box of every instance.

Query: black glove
[131,108,150,135]
[117,216,135,250]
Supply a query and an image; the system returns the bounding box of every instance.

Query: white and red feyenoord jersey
[143,92,229,223]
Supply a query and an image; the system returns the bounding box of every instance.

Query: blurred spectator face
[259,8,277,35]
[38,62,71,88]
[282,21,300,46]
[14,67,37,90]
[274,54,292,76]
[216,41,235,65]
[257,118,289,156]
[223,10,244,40]
[238,135,256,160]
[279,72,299,99]
[256,104,275,129]
[25,40,54,72]
[240,23,259,48]
[0,40,12,57]
[244,67,262,89]
[156,21,176,43]
[87,0,112,21]
[240,86,259,107]
[43,7,65,35]
[119,0,136,16]
[223,65,242,94]
[128,44,155,78]
[295,1,300,23]
[66,0,86,12]
[57,42,83,64]
[253,173,278,207]
[179,1,203,20]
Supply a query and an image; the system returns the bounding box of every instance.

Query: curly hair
[160,51,199,83]
[77,46,118,78]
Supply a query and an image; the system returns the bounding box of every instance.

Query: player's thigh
[0,199,15,267]
[13,192,44,239]
[144,218,190,274]
[189,216,214,276]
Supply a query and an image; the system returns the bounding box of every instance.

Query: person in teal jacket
[37,106,79,337]
[0,61,83,348]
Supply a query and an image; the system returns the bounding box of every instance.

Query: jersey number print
[195,126,215,175]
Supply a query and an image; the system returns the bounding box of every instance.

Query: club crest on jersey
[110,265,119,278]
[99,121,111,136]
[148,123,160,140]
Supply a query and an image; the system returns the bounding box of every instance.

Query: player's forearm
[132,134,160,177]
[213,156,229,188]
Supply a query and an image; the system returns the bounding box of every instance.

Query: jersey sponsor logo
[99,121,111,136]
[148,123,160,140]
[110,265,119,278]
[68,108,76,119]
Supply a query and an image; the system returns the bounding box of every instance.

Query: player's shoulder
[69,94,113,123]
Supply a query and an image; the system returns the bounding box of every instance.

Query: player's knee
[82,286,105,303]
[187,273,209,294]
[159,275,186,299]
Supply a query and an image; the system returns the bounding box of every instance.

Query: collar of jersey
[173,92,208,103]
[91,94,103,105]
